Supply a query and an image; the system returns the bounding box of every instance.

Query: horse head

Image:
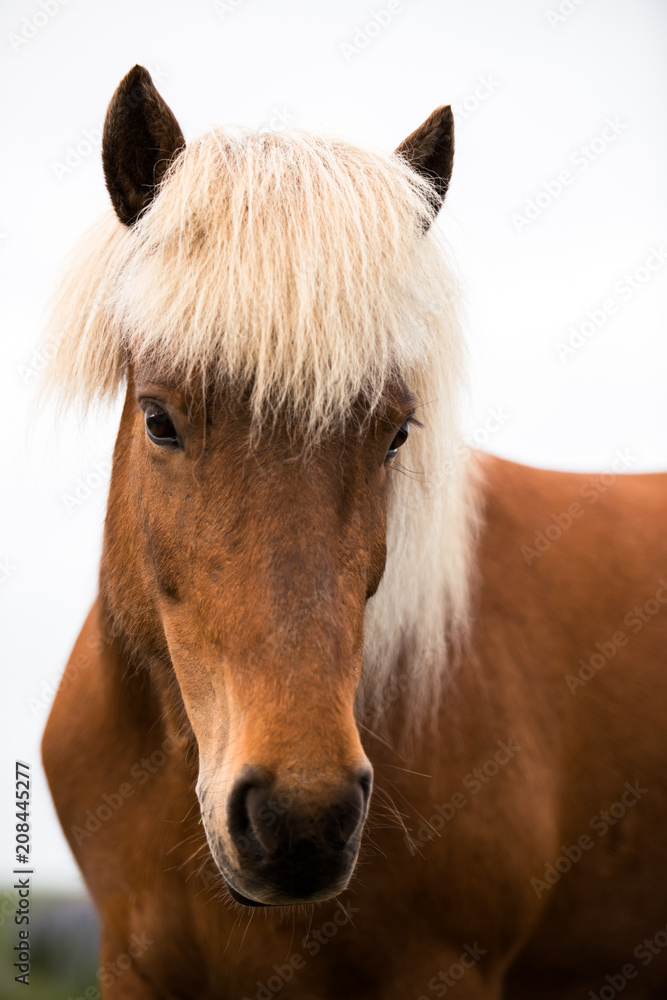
[70,65,458,906]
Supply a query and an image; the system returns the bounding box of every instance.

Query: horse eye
[144,404,179,446]
[386,421,410,463]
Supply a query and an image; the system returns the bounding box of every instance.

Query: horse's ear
[395,106,454,227]
[102,65,185,227]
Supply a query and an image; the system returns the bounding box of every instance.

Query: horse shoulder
[42,598,116,834]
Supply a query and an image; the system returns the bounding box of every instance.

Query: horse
[42,65,667,999]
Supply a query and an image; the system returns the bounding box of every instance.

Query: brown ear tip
[435,105,453,124]
[123,64,153,89]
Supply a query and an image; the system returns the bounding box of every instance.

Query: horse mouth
[220,860,355,908]
[216,848,360,908]
[224,879,270,908]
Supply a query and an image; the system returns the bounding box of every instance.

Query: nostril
[357,765,373,810]
[228,765,374,863]
[330,784,365,845]
[246,784,281,854]
[227,767,274,860]
[326,767,373,847]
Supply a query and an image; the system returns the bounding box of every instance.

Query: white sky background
[1,0,666,891]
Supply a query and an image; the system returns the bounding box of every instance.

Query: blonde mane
[44,126,481,727]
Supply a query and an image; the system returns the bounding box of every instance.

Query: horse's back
[479,453,667,690]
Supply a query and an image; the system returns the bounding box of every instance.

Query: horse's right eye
[144,404,179,447]
[385,421,410,464]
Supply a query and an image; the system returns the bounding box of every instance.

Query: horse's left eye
[386,421,409,463]
[144,404,179,446]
